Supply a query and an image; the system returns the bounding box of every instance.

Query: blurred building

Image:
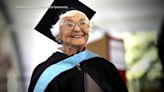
[0,0,24,92]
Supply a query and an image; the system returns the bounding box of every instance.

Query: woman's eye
[66,23,73,27]
[80,22,86,26]
[63,22,74,27]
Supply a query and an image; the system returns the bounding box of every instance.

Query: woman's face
[59,12,89,47]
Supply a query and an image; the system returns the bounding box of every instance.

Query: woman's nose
[73,24,81,31]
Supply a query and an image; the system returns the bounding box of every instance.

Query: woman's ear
[55,34,62,44]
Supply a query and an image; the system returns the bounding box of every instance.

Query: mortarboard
[35,0,96,43]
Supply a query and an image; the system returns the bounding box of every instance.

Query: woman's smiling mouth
[71,34,84,38]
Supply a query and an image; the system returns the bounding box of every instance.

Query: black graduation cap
[35,0,96,43]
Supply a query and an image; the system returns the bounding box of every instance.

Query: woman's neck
[60,44,85,56]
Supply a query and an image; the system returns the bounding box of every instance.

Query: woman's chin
[69,38,86,46]
[71,40,86,47]
[72,42,85,47]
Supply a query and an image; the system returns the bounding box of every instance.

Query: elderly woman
[52,10,91,55]
[28,0,128,92]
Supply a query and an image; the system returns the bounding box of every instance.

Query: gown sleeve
[105,59,128,92]
[85,57,128,92]
[28,63,45,92]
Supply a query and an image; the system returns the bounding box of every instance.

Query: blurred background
[0,0,164,92]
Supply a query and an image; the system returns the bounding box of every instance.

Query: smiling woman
[58,10,90,55]
[28,0,128,92]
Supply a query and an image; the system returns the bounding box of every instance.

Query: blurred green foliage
[123,31,163,92]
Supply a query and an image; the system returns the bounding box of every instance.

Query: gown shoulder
[28,52,68,92]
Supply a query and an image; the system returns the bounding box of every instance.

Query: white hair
[50,20,60,38]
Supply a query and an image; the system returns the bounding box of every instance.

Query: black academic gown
[28,52,128,92]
